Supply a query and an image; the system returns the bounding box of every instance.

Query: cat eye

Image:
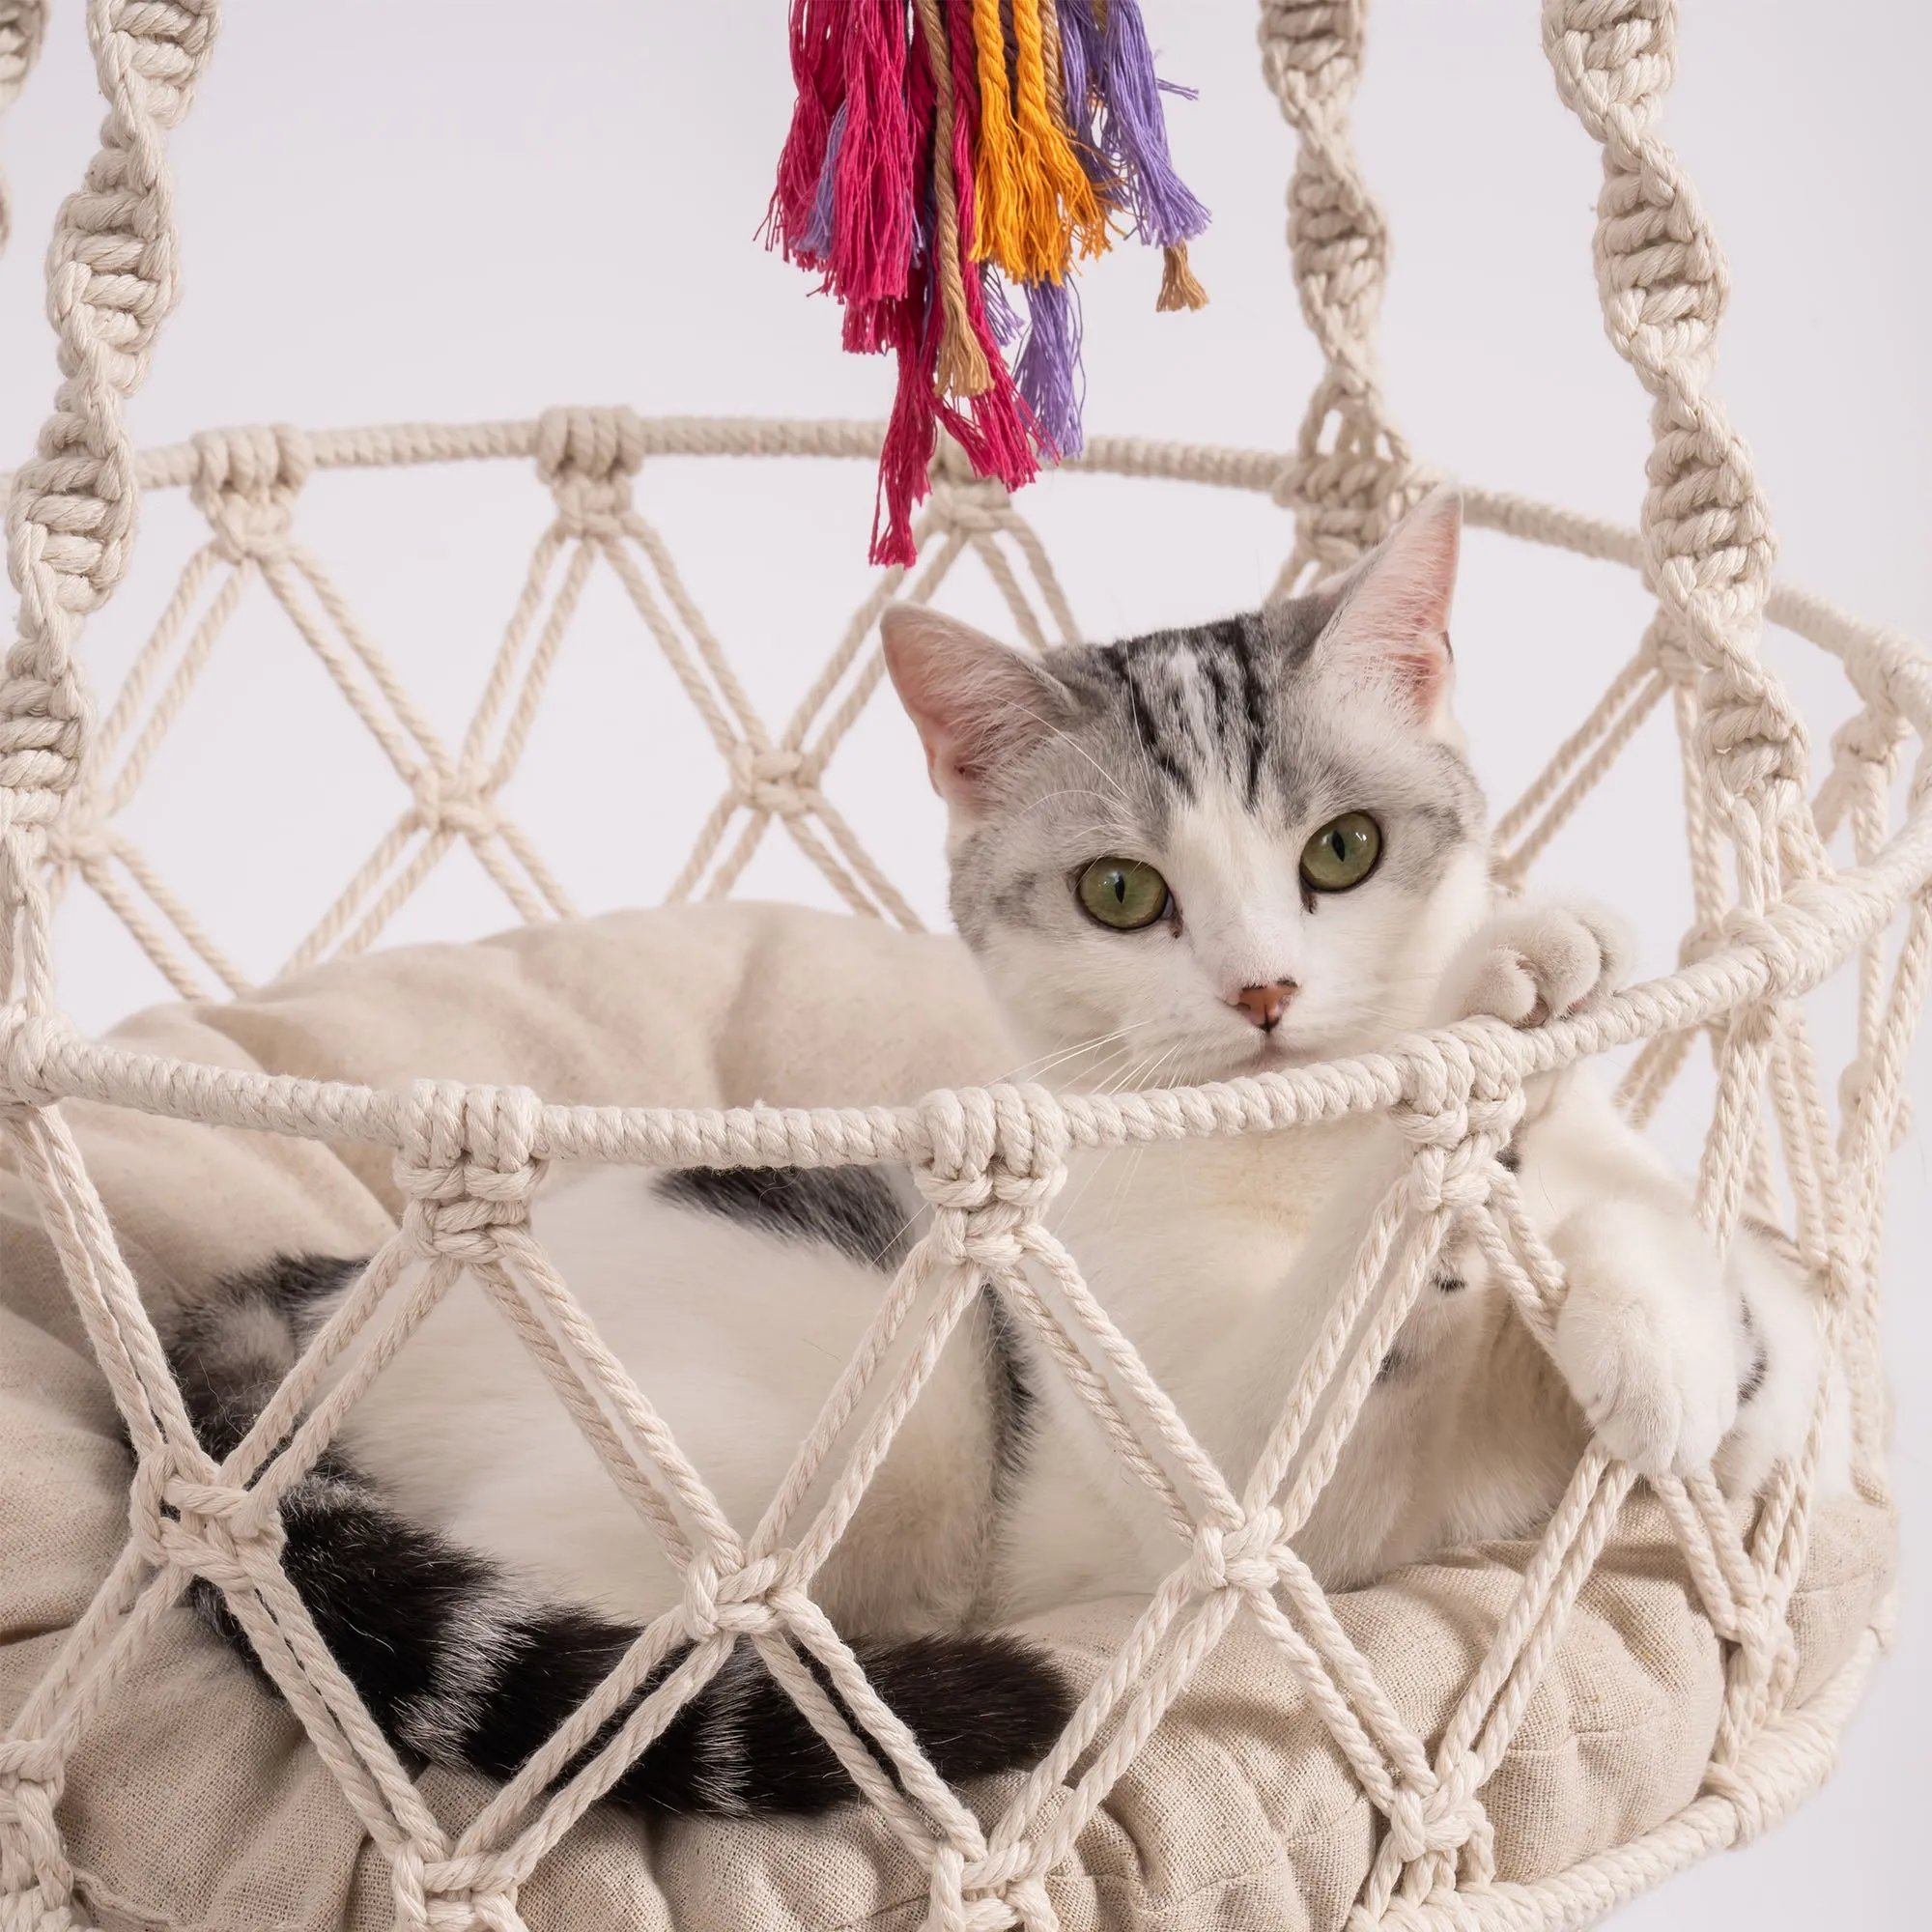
[1076,858,1172,931]
[1299,812,1382,893]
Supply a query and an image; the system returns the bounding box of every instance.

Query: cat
[161,489,1842,1823]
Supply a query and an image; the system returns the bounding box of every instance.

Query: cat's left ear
[1307,486,1461,729]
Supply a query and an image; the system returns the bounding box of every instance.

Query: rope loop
[1381,1776,1491,1869]
[188,423,312,561]
[727,742,821,818]
[1187,1504,1286,1598]
[926,1839,1062,1932]
[924,469,1011,537]
[404,765,500,841]
[1390,1038,1525,1215]
[915,1085,1068,1271]
[395,1081,548,1263]
[392,1842,530,1932]
[535,406,645,536]
[0,1744,71,1919]
[130,1444,287,1590]
[0,1004,69,1111]
[678,1550,795,1643]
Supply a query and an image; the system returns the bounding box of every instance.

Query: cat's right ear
[881,607,1071,815]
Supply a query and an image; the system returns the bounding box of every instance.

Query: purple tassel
[1090,0,1210,246]
[980,269,1025,349]
[1015,275,1084,461]
[1054,0,1113,189]
[796,100,849,264]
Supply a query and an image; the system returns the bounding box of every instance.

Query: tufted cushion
[0,903,1892,1932]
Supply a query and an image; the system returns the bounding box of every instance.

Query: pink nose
[1232,981,1296,1031]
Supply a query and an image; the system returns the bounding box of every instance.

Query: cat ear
[881,607,1073,814]
[1308,486,1462,724]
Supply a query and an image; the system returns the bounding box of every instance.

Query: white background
[1,3,1924,1924]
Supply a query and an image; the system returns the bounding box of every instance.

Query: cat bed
[0,903,1896,1932]
[3,3,1928,1931]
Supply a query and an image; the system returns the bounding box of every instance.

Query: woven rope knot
[915,1085,1067,1272]
[1391,1041,1525,1214]
[0,1007,70,1112]
[1188,1506,1286,1598]
[1273,455,1432,579]
[114,0,217,127]
[396,1082,547,1262]
[130,1447,285,1588]
[727,743,819,817]
[680,1551,792,1643]
[189,423,312,560]
[0,662,88,816]
[392,1845,528,1932]
[924,472,1010,537]
[536,406,644,534]
[0,1733,69,1898]
[926,1841,1061,1932]
[1696,671,1808,809]
[1714,904,1804,999]
[406,766,499,839]
[1382,1774,1493,1877]
[1543,0,1675,132]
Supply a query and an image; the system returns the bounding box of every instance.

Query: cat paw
[1440,902,1632,1030]
[1548,1198,1738,1477]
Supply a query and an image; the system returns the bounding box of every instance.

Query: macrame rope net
[0,4,1926,1930]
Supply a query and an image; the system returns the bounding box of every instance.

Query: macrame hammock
[0,3,1926,1931]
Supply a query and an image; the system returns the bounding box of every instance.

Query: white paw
[1442,902,1632,1029]
[1548,1198,1738,1477]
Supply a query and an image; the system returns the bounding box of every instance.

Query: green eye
[1076,858,1172,931]
[1299,812,1382,893]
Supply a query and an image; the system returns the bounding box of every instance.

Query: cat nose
[1231,981,1296,1031]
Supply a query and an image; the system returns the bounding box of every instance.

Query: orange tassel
[969,0,1110,281]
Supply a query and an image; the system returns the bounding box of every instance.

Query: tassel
[831,0,918,307]
[967,0,1109,280]
[1015,273,1085,459]
[1155,238,1208,311]
[1053,0,1109,183]
[913,0,991,398]
[766,0,845,259]
[1009,0,1110,267]
[873,0,1040,563]
[1095,0,1209,252]
[795,100,848,263]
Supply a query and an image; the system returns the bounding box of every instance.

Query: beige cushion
[0,902,1892,1932]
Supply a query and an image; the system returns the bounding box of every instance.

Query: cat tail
[162,1255,1073,1815]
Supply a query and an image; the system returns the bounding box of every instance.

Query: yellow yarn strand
[969,0,1112,281]
[968,0,1028,273]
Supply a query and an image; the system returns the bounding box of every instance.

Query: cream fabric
[0,904,1892,1932]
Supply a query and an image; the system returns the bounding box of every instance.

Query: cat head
[881,489,1492,1089]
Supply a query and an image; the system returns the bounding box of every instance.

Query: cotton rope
[0,2,1927,1930]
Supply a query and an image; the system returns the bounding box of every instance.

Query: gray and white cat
[165,491,1842,1820]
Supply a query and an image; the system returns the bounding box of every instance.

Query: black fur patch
[655,1165,917,1272]
[982,1290,1037,1488]
[168,1249,1069,1817]
[1738,1295,1770,1406]
[167,1252,362,1459]
[199,1474,1071,1815]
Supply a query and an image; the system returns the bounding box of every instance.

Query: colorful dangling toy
[766,0,1209,566]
